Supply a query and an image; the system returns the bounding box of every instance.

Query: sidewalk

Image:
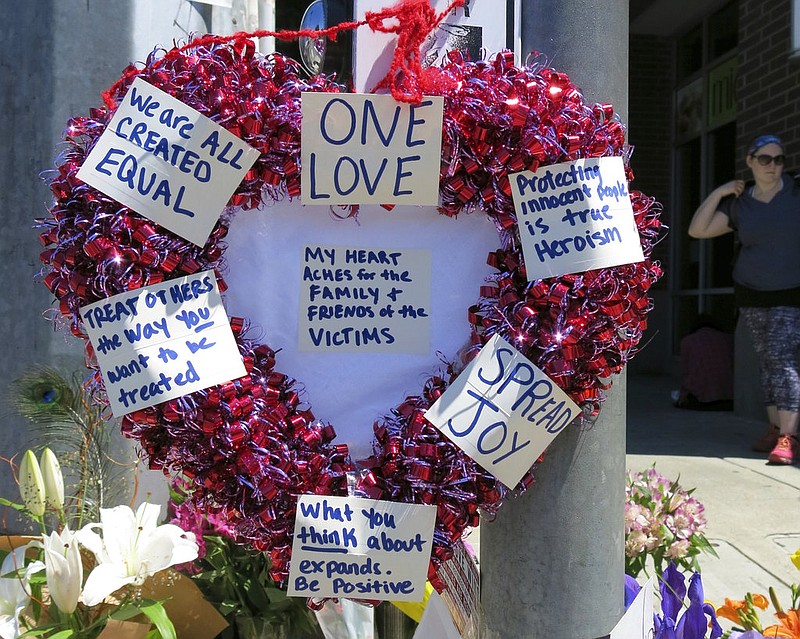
[627,373,800,610]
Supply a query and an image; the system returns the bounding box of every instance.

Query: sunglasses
[753,154,785,166]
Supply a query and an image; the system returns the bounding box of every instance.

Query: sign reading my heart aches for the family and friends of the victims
[76,77,260,247]
[300,92,444,205]
[299,244,432,353]
[424,334,580,488]
[509,157,645,281]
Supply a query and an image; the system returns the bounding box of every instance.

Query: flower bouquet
[625,467,717,577]
[714,548,800,638]
[0,448,209,639]
[169,479,323,639]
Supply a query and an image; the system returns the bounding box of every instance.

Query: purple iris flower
[654,563,722,639]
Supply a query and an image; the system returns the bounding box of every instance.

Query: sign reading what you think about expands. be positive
[76,77,260,247]
[424,334,580,488]
[509,157,645,281]
[288,496,436,601]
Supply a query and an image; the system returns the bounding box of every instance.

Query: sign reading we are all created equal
[77,77,260,247]
[424,334,580,488]
[301,92,444,205]
[288,495,436,601]
[80,270,245,416]
[509,157,645,281]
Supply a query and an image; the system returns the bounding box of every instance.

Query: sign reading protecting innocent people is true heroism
[287,495,436,601]
[80,270,246,416]
[299,244,432,353]
[509,157,645,281]
[301,92,444,205]
[76,77,260,247]
[424,334,580,488]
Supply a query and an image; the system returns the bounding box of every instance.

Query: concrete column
[482,2,629,638]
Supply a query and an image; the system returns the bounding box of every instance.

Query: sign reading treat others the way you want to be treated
[77,77,260,247]
[80,270,246,416]
[287,495,436,601]
[424,334,580,488]
[300,92,444,205]
[509,157,645,281]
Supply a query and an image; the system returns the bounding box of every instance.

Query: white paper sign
[424,334,579,488]
[288,496,436,601]
[413,591,463,639]
[299,244,431,353]
[509,157,645,281]
[80,270,246,416]
[610,577,654,639]
[77,77,260,247]
[301,93,444,205]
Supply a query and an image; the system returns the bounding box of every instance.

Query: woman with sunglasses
[688,134,800,465]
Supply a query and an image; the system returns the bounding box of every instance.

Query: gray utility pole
[481,1,629,638]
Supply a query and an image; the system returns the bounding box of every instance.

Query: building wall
[736,0,800,172]
[628,34,675,373]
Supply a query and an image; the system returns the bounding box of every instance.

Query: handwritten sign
[288,496,436,602]
[509,157,645,281]
[80,270,246,416]
[76,77,260,246]
[301,93,444,205]
[424,334,579,488]
[299,244,432,353]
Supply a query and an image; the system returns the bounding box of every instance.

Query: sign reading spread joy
[301,93,444,205]
[288,495,436,601]
[299,244,432,353]
[76,77,260,247]
[80,270,245,416]
[509,157,645,281]
[424,334,579,488]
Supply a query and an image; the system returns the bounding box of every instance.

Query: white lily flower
[39,448,64,511]
[42,527,82,614]
[0,544,44,639]
[17,451,45,517]
[77,503,198,607]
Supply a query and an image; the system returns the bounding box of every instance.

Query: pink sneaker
[768,434,798,465]
[752,423,780,453]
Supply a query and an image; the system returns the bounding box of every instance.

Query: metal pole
[481,1,629,638]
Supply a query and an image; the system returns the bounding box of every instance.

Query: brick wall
[628,34,673,283]
[737,0,800,174]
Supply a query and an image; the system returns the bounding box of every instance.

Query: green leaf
[45,631,75,639]
[111,604,146,621]
[139,600,176,639]
[0,497,28,512]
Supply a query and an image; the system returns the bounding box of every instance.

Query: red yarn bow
[366,0,465,103]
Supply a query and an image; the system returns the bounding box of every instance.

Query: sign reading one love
[424,334,580,488]
[80,270,245,416]
[509,157,645,281]
[301,92,444,205]
[77,77,260,246]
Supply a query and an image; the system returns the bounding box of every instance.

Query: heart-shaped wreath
[37,28,663,591]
